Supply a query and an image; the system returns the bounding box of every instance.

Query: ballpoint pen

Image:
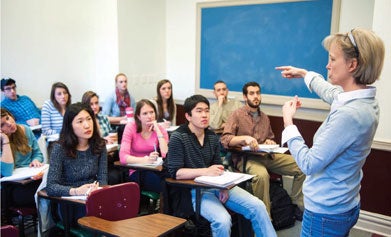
[153,144,157,153]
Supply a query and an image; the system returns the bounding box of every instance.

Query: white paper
[194,171,253,188]
[61,195,87,201]
[129,157,163,168]
[46,134,59,142]
[166,126,179,132]
[241,144,288,153]
[30,124,42,130]
[0,164,49,182]
[106,143,119,151]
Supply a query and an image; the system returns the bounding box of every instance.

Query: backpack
[269,181,297,230]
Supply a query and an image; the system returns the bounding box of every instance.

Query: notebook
[194,171,253,188]
[242,144,289,153]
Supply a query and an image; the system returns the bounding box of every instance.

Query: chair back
[85,182,140,221]
[1,225,19,237]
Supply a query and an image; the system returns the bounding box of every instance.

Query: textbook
[242,144,289,154]
[194,171,253,188]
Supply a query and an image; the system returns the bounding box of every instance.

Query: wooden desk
[165,178,235,222]
[37,190,86,237]
[78,213,186,237]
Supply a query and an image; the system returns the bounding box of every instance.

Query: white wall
[117,0,167,101]
[1,0,119,105]
[1,0,390,146]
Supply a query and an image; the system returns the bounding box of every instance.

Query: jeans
[301,204,360,237]
[191,186,276,237]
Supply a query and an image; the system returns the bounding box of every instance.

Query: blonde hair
[323,28,385,85]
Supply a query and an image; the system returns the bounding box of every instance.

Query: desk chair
[85,182,140,221]
[1,225,19,237]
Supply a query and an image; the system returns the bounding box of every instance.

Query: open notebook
[127,157,163,168]
[194,171,253,188]
[242,144,289,154]
[0,164,49,182]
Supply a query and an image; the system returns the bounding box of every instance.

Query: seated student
[1,78,41,127]
[102,73,136,125]
[41,82,72,136]
[220,82,305,215]
[119,99,168,193]
[166,95,276,237]
[81,91,116,144]
[150,79,177,127]
[82,91,122,185]
[46,103,107,227]
[209,80,242,132]
[0,108,44,210]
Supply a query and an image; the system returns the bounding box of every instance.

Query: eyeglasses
[347,29,359,57]
[3,85,17,91]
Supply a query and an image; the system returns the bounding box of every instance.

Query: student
[119,99,168,193]
[82,91,122,185]
[81,91,116,144]
[0,108,44,207]
[276,28,385,236]
[102,73,136,125]
[46,102,107,226]
[220,82,305,215]
[1,78,41,127]
[209,80,242,132]
[166,94,276,237]
[151,79,177,127]
[41,82,71,136]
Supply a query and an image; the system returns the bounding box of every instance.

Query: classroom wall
[1,0,119,106]
[1,0,389,146]
[117,0,167,101]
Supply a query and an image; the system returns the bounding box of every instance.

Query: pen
[153,144,157,153]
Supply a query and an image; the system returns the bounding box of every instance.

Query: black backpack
[269,181,297,230]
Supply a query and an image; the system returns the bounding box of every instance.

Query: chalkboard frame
[195,0,341,110]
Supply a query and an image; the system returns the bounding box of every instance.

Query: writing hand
[206,165,225,176]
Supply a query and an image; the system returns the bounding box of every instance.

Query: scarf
[115,88,131,116]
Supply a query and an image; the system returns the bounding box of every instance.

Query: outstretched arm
[275,66,308,79]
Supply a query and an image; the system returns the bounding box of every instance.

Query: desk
[165,178,235,222]
[37,190,86,237]
[113,160,163,172]
[78,213,186,237]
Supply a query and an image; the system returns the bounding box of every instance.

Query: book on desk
[241,144,289,154]
[194,171,253,188]
[0,164,49,182]
[125,157,163,168]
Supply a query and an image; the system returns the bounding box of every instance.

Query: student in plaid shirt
[1,78,41,127]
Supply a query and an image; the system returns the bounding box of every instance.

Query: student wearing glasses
[276,28,385,236]
[1,78,41,128]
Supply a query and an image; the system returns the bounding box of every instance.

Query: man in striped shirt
[167,94,276,237]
